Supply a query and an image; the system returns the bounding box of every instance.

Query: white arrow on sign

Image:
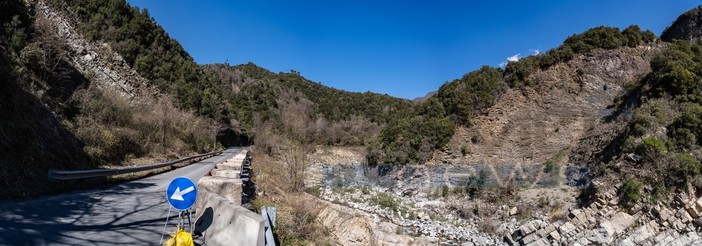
[170,186,195,201]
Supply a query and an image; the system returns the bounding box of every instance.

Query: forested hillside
[0,0,221,198]
[65,0,230,121]
[367,25,658,165]
[202,63,413,147]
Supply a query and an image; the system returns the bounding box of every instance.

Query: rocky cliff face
[430,46,658,171]
[662,5,702,42]
[36,0,147,98]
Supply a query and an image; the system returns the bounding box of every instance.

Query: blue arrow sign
[166,177,197,210]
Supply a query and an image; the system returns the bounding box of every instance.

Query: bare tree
[282,141,312,192]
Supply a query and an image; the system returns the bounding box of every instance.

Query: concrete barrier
[195,176,243,217]
[191,150,265,245]
[195,192,265,246]
[210,169,241,178]
[216,162,242,171]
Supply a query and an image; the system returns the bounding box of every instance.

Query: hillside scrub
[606,39,702,203]
[0,0,224,199]
[504,25,655,87]
[71,86,219,164]
[62,0,231,121]
[250,131,334,245]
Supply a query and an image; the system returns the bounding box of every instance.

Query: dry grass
[71,85,221,165]
[251,143,333,245]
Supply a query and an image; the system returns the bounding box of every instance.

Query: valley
[2,0,702,245]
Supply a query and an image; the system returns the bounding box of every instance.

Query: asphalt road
[0,147,246,245]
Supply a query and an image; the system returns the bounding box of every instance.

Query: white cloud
[507,53,521,62]
[499,53,521,67]
[530,49,541,55]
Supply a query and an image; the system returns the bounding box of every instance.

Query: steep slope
[367,25,657,166]
[662,5,702,42]
[431,46,658,167]
[0,0,96,198]
[0,0,220,199]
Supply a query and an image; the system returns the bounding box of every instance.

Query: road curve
[0,147,247,245]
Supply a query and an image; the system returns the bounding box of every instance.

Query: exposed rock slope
[431,46,658,169]
[662,6,702,41]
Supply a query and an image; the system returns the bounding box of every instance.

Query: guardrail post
[261,206,276,246]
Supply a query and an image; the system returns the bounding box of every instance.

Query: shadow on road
[0,180,171,245]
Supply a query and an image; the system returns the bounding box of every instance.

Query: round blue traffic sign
[166,176,198,210]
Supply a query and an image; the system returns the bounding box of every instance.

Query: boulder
[676,209,693,223]
[687,205,700,218]
[621,220,659,245]
[587,228,613,244]
[558,222,576,235]
[548,230,561,241]
[596,211,634,243]
[659,207,673,221]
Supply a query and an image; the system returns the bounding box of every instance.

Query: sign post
[161,176,198,244]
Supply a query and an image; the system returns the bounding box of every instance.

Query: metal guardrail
[261,206,277,246]
[48,151,221,181]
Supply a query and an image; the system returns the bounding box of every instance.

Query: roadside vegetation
[250,139,334,245]
[0,0,220,199]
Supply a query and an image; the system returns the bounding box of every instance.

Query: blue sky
[127,0,699,99]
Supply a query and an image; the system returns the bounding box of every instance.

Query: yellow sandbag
[162,228,194,246]
[163,235,175,246]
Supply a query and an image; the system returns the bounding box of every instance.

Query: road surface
[0,147,246,245]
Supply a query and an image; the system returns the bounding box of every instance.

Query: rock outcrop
[507,182,702,245]
[431,46,658,169]
[36,0,148,98]
[662,5,702,42]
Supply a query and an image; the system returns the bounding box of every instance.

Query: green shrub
[669,103,702,149]
[304,186,321,197]
[331,177,344,192]
[651,41,702,103]
[373,115,455,164]
[537,196,549,208]
[671,153,701,187]
[372,193,398,211]
[620,178,643,206]
[471,135,482,144]
[442,185,450,198]
[636,137,668,160]
[438,66,507,125]
[461,145,469,156]
[361,186,371,195]
[629,99,676,137]
[465,169,488,197]
[543,160,556,173]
